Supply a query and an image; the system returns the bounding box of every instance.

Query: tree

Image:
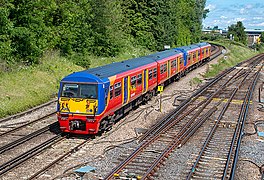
[227,21,247,45]
[260,32,264,43]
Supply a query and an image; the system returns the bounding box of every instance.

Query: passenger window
[137,74,142,86]
[131,76,136,88]
[114,82,121,97]
[110,85,113,99]
[160,64,164,74]
[153,68,157,78]
[180,57,184,65]
[187,55,191,62]
[171,60,176,68]
[149,69,153,80]
[163,64,167,72]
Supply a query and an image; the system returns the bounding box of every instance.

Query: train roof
[195,42,211,47]
[84,56,155,79]
[175,44,200,52]
[65,49,183,81]
[145,49,182,61]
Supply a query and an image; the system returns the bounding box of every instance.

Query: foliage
[0,0,208,68]
[260,32,264,43]
[204,40,257,78]
[227,21,247,45]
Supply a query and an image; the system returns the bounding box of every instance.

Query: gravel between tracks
[3,54,263,180]
[46,55,228,180]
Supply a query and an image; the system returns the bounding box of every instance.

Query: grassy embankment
[0,47,150,118]
[190,40,260,86]
[0,41,261,118]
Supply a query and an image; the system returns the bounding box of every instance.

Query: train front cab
[57,78,106,135]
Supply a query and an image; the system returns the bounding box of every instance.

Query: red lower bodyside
[57,113,101,135]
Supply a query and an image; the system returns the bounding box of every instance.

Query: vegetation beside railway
[204,40,258,78]
[0,47,150,118]
[0,42,259,119]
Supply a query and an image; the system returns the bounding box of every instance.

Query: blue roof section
[65,49,182,80]
[145,49,182,62]
[175,44,200,52]
[195,42,210,47]
[61,71,103,83]
[84,56,155,79]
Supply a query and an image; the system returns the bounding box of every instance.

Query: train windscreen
[61,83,97,99]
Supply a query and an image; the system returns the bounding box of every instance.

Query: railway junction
[0,46,263,180]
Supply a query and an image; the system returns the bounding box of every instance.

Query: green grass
[0,40,260,118]
[204,40,258,78]
[0,51,84,118]
[190,77,202,86]
[0,46,151,118]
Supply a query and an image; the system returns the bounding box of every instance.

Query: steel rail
[139,65,236,143]
[186,58,262,180]
[0,135,64,176]
[229,63,263,179]
[0,99,57,124]
[27,138,91,180]
[0,111,56,137]
[0,122,59,154]
[141,107,218,179]
[104,61,244,180]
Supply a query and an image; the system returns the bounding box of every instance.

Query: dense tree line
[0,0,208,67]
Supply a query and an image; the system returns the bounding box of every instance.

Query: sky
[203,0,264,30]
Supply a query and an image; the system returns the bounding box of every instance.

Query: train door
[167,61,171,78]
[123,76,128,104]
[143,69,148,92]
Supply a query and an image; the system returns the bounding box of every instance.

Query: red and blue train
[57,42,211,135]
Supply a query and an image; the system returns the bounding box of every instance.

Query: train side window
[149,69,153,80]
[163,63,167,72]
[114,82,121,97]
[153,68,157,78]
[131,76,136,88]
[187,55,191,62]
[137,74,142,86]
[171,60,176,68]
[105,88,108,104]
[160,64,164,74]
[180,57,184,65]
[110,85,113,99]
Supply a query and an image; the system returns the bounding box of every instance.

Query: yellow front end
[59,97,98,115]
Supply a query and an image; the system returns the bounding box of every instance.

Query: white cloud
[205,4,216,11]
[234,18,246,22]
[248,22,264,27]
[240,8,246,14]
[220,16,228,19]
[253,17,263,20]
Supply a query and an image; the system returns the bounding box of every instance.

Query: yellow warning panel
[158,86,164,92]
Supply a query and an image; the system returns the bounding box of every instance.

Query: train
[57,42,211,135]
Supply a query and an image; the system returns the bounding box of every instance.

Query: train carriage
[57,42,211,135]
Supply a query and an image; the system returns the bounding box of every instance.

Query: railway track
[0,99,57,124]
[104,54,263,179]
[0,135,91,179]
